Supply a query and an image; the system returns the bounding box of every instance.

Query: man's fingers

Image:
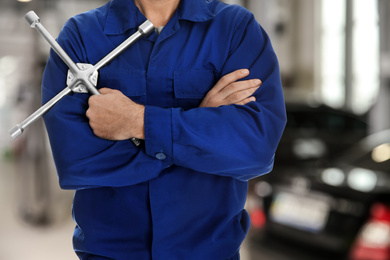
[223,78,261,103]
[212,69,250,93]
[235,96,257,106]
[222,79,261,97]
[199,69,262,108]
[224,85,259,104]
[88,88,117,113]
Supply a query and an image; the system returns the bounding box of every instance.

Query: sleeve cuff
[144,106,173,166]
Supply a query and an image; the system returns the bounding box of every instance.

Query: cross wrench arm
[10,11,155,146]
[25,11,100,95]
[9,87,72,139]
[94,21,154,71]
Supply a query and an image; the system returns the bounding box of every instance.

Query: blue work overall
[42,0,287,259]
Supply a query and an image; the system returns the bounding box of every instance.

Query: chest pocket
[98,68,146,105]
[173,69,217,110]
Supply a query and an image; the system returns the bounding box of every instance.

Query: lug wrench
[9,11,154,146]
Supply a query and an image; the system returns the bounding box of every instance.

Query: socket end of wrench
[25,11,40,28]
[138,20,155,36]
[9,125,24,140]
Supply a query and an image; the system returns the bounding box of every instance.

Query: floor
[0,159,78,260]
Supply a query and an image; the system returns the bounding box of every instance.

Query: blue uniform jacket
[42,0,286,259]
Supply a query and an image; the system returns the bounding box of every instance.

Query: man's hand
[199,69,261,108]
[86,88,145,141]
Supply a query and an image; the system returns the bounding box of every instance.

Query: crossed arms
[87,69,262,141]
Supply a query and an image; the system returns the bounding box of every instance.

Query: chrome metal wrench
[10,11,154,146]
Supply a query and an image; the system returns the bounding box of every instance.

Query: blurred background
[0,0,389,259]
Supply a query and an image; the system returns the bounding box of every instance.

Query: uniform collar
[103,0,216,35]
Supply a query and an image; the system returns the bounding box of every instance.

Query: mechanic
[41,0,287,259]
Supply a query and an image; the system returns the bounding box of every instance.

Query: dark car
[245,104,390,260]
[336,130,390,260]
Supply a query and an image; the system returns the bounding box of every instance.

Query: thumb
[98,87,115,95]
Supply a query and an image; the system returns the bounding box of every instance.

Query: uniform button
[155,152,166,160]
